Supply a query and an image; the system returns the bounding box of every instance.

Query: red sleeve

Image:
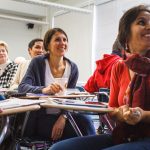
[84,70,99,93]
[109,61,121,107]
[109,60,130,107]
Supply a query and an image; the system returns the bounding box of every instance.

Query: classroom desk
[40,100,113,136]
[19,93,96,101]
[0,101,41,146]
[51,94,96,100]
[0,105,40,116]
[40,101,111,113]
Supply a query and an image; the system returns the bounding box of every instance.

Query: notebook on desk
[49,98,107,108]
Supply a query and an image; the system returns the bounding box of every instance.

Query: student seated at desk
[84,39,123,134]
[0,41,18,88]
[84,39,123,93]
[50,5,150,150]
[9,38,44,90]
[18,28,96,142]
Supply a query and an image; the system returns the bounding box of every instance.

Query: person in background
[0,41,18,88]
[18,28,96,143]
[14,56,26,64]
[9,38,44,90]
[50,5,150,150]
[84,39,123,135]
[84,39,123,93]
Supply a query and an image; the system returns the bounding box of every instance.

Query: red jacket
[84,54,121,92]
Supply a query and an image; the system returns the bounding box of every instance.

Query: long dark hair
[118,5,150,50]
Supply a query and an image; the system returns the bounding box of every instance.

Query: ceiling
[0,0,93,24]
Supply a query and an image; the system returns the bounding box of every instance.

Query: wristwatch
[62,114,67,120]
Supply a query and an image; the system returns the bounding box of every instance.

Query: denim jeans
[50,134,150,150]
[104,138,150,150]
[24,109,96,141]
[50,134,113,150]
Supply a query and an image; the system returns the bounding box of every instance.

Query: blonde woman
[0,41,18,88]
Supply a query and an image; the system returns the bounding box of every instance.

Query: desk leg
[66,112,83,137]
[21,111,30,137]
[103,115,114,131]
[0,116,10,145]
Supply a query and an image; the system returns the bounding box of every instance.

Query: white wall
[0,18,42,60]
[0,0,49,60]
[93,0,118,62]
[54,5,94,82]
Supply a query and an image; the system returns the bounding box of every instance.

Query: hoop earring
[125,43,130,53]
[125,43,128,51]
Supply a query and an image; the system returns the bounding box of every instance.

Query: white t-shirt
[45,59,71,114]
[45,59,71,86]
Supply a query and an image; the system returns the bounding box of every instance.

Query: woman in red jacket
[84,39,122,93]
[50,5,150,150]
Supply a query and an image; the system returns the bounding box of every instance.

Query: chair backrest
[0,94,6,100]
[97,88,116,134]
[97,88,110,102]
[75,86,85,92]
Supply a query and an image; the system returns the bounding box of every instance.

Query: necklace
[49,60,66,78]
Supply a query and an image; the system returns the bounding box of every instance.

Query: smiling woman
[128,11,150,54]
[49,5,150,150]
[0,41,18,88]
[18,27,96,144]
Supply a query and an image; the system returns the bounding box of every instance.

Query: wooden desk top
[0,98,46,116]
[40,101,113,114]
[0,105,40,116]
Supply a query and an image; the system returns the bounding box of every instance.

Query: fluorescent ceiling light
[54,0,94,17]
[0,14,49,25]
[12,0,92,14]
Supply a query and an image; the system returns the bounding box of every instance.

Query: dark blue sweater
[18,54,79,93]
